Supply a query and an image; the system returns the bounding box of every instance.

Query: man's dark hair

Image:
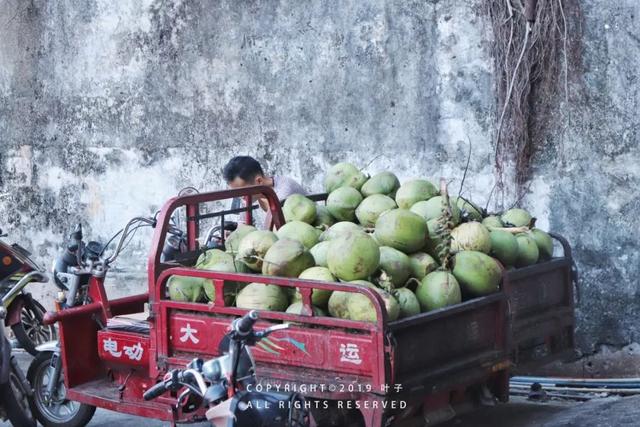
[222,156,264,182]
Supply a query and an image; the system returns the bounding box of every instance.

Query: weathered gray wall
[0,0,637,352]
[534,0,640,351]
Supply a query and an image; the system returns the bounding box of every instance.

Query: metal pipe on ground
[511,376,640,389]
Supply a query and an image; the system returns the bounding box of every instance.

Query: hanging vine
[486,0,579,209]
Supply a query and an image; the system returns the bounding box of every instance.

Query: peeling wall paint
[0,0,637,352]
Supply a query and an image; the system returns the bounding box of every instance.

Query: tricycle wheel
[27,351,96,427]
[0,363,36,427]
[12,298,57,355]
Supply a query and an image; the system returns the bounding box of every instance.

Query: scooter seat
[106,317,150,335]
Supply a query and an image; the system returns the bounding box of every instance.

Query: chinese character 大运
[103,338,122,358]
[179,323,200,344]
[124,342,144,361]
[339,343,362,365]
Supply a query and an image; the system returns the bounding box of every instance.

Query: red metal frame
[43,185,574,426]
[151,269,389,385]
[147,185,284,292]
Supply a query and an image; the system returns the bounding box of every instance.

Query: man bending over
[222,156,307,229]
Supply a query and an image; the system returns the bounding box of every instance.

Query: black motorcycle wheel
[12,298,57,355]
[27,351,96,427]
[0,365,37,427]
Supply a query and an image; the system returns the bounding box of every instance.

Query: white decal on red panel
[103,338,122,358]
[179,323,200,344]
[124,342,144,361]
[339,343,362,365]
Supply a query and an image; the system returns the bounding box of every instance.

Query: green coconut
[261,238,315,277]
[326,187,363,222]
[393,287,421,319]
[347,281,400,322]
[416,271,462,312]
[361,171,401,197]
[236,283,289,312]
[319,221,363,241]
[374,209,428,254]
[313,205,336,229]
[327,232,380,281]
[236,230,279,271]
[378,246,412,288]
[482,216,504,229]
[454,197,483,222]
[200,259,249,304]
[292,266,335,308]
[452,251,502,296]
[515,234,540,267]
[502,208,533,227]
[451,222,491,254]
[168,275,205,302]
[283,194,317,224]
[286,302,326,317]
[200,250,249,273]
[225,224,257,255]
[489,230,519,267]
[410,196,461,225]
[309,241,331,267]
[409,252,439,280]
[355,194,397,227]
[196,248,233,269]
[395,179,438,209]
[327,279,374,320]
[276,221,321,249]
[324,162,367,192]
[531,228,554,260]
[327,290,351,319]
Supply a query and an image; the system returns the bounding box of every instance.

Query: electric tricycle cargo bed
[37,186,576,426]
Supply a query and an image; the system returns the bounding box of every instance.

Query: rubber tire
[27,351,96,427]
[12,298,57,356]
[0,368,37,427]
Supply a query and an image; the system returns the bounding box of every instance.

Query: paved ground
[3,350,640,426]
[5,396,640,427]
[441,395,640,427]
[1,350,208,427]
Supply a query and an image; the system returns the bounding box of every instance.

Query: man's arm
[264,211,274,231]
[231,197,245,225]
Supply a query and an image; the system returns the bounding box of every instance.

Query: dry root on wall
[486,0,579,209]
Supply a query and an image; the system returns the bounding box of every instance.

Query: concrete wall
[0,0,637,352]
[534,0,640,351]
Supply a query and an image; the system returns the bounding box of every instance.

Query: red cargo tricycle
[29,185,576,426]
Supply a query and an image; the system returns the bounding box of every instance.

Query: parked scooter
[144,310,309,427]
[0,237,38,427]
[0,227,56,355]
[1,292,37,427]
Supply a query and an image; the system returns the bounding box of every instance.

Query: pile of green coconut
[168,162,554,323]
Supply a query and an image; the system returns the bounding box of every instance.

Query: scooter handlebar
[143,381,168,401]
[234,310,259,336]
